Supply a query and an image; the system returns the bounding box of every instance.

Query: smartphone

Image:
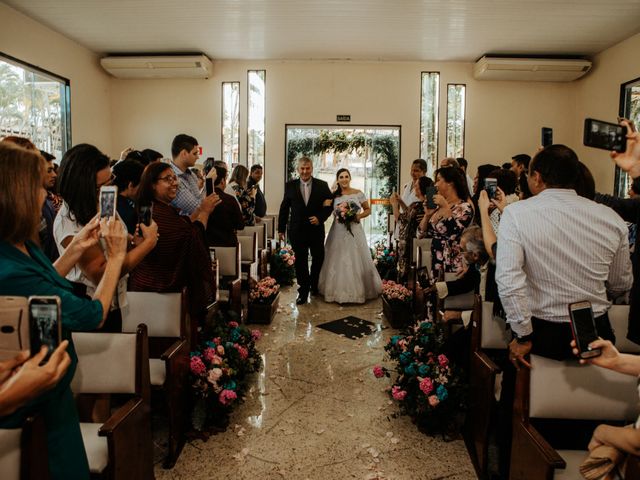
[484,178,498,199]
[28,296,62,363]
[0,296,29,361]
[568,301,601,359]
[541,127,553,147]
[205,177,214,196]
[425,186,437,209]
[138,205,152,227]
[99,185,118,219]
[583,118,626,153]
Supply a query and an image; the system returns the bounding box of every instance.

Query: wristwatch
[512,331,533,344]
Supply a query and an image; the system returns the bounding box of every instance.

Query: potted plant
[381,280,413,329]
[247,276,280,324]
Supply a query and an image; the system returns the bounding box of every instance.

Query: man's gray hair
[297,156,313,165]
[461,225,488,262]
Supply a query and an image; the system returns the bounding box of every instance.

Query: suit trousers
[290,230,325,297]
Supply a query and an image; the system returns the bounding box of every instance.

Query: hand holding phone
[541,127,553,148]
[138,205,153,227]
[425,186,437,209]
[205,178,214,196]
[484,178,498,199]
[28,296,62,364]
[583,118,626,153]
[568,301,601,359]
[99,185,118,219]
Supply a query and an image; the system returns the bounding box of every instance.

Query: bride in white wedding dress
[318,168,383,304]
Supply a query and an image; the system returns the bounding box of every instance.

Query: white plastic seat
[79,422,109,474]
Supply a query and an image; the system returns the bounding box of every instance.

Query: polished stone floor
[155,286,477,480]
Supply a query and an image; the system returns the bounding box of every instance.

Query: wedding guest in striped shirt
[496,145,633,369]
[169,134,205,216]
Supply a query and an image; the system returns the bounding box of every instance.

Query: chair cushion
[480,301,509,349]
[529,354,639,421]
[80,423,108,474]
[214,247,239,277]
[149,358,166,386]
[121,292,182,337]
[554,450,587,480]
[0,428,22,480]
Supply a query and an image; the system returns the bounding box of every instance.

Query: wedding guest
[129,162,218,318]
[0,142,128,479]
[191,166,205,191]
[486,168,518,234]
[248,164,267,220]
[472,163,500,198]
[510,153,531,179]
[629,176,640,198]
[390,176,434,283]
[227,164,257,226]
[440,157,460,169]
[141,148,163,166]
[170,134,203,216]
[54,144,158,331]
[418,167,473,278]
[206,165,244,247]
[112,158,145,234]
[394,159,428,241]
[456,157,475,197]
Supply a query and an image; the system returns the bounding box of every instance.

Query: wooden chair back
[213,245,241,278]
[238,233,258,262]
[243,224,267,250]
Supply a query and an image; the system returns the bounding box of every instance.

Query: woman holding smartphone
[0,142,128,479]
[227,164,257,226]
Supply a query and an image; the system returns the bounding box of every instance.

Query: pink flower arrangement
[373,366,385,378]
[235,344,249,360]
[392,386,407,401]
[207,368,223,384]
[190,356,206,375]
[251,329,262,341]
[381,280,413,304]
[419,377,434,395]
[249,276,280,304]
[438,354,449,367]
[219,389,237,405]
[203,347,217,362]
[428,395,440,407]
[228,321,239,328]
[216,345,225,355]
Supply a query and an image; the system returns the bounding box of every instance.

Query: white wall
[110,60,577,209]
[0,3,113,154]
[574,31,640,194]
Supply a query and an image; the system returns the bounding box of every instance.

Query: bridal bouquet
[270,244,296,286]
[249,276,280,305]
[373,320,467,437]
[190,310,263,432]
[335,200,361,236]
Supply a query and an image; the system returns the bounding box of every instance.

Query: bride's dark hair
[333,168,351,198]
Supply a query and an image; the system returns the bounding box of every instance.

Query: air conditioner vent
[100,54,213,79]
[473,56,592,82]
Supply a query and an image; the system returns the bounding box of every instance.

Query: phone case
[0,296,30,361]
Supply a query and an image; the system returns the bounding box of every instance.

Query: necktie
[303,182,309,205]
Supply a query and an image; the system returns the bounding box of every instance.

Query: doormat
[317,316,383,339]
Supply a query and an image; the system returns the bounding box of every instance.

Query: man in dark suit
[278,157,333,305]
[206,165,245,247]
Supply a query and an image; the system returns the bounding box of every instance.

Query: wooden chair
[238,232,259,286]
[408,239,432,314]
[0,415,49,480]
[241,224,269,278]
[71,324,153,480]
[509,354,638,480]
[210,244,242,316]
[261,215,277,250]
[121,290,190,469]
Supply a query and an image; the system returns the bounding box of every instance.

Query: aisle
[155,286,477,480]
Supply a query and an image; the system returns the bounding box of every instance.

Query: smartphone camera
[138,205,152,227]
[583,118,627,153]
[28,296,62,363]
[205,177,214,196]
[568,301,601,359]
[484,178,498,199]
[99,186,118,219]
[541,127,553,148]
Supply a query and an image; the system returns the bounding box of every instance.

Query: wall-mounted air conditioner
[100,54,213,79]
[473,56,592,82]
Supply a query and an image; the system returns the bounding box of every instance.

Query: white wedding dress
[318,192,383,304]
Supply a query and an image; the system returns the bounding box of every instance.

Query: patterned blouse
[425,201,474,276]
[230,181,256,226]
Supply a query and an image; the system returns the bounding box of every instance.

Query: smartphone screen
[583,118,626,153]
[541,127,553,147]
[205,177,214,196]
[569,302,601,359]
[138,205,152,227]
[484,178,498,199]
[29,297,61,362]
[99,186,117,219]
[425,186,437,209]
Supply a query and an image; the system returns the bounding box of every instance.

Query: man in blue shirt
[170,134,204,215]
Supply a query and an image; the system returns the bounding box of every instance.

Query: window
[615,77,640,197]
[446,84,466,159]
[247,70,265,169]
[221,81,240,167]
[0,54,70,159]
[420,72,439,177]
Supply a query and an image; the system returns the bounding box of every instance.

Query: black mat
[317,316,382,339]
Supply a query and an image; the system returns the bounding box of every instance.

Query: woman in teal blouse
[0,142,128,479]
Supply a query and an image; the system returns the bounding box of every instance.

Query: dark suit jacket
[248,178,267,217]
[206,187,245,247]
[278,177,332,237]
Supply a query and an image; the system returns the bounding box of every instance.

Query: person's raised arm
[357,194,371,221]
[478,190,497,258]
[611,120,640,179]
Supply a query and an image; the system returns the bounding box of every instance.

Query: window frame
[247,70,266,193]
[445,83,467,159]
[221,81,241,168]
[615,76,640,197]
[419,71,440,178]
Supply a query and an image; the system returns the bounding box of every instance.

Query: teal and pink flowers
[334,200,361,236]
[249,276,280,305]
[371,241,397,280]
[270,245,296,286]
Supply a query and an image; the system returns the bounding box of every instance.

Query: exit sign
[336,115,351,122]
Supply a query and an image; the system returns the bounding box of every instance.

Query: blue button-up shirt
[170,161,203,216]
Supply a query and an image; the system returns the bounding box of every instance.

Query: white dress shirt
[496,188,633,337]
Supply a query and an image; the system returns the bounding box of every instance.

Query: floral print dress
[231,183,256,226]
[426,201,474,277]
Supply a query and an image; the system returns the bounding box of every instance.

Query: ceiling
[5,0,640,62]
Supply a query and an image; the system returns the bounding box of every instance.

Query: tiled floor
[155,286,477,480]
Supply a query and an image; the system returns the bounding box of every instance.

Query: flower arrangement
[334,200,361,236]
[270,244,296,286]
[373,320,467,436]
[371,241,397,280]
[189,311,263,432]
[381,280,413,305]
[249,276,280,305]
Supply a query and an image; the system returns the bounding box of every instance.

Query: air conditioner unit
[473,56,592,82]
[100,54,213,79]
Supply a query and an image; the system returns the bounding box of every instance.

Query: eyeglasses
[158,174,178,184]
